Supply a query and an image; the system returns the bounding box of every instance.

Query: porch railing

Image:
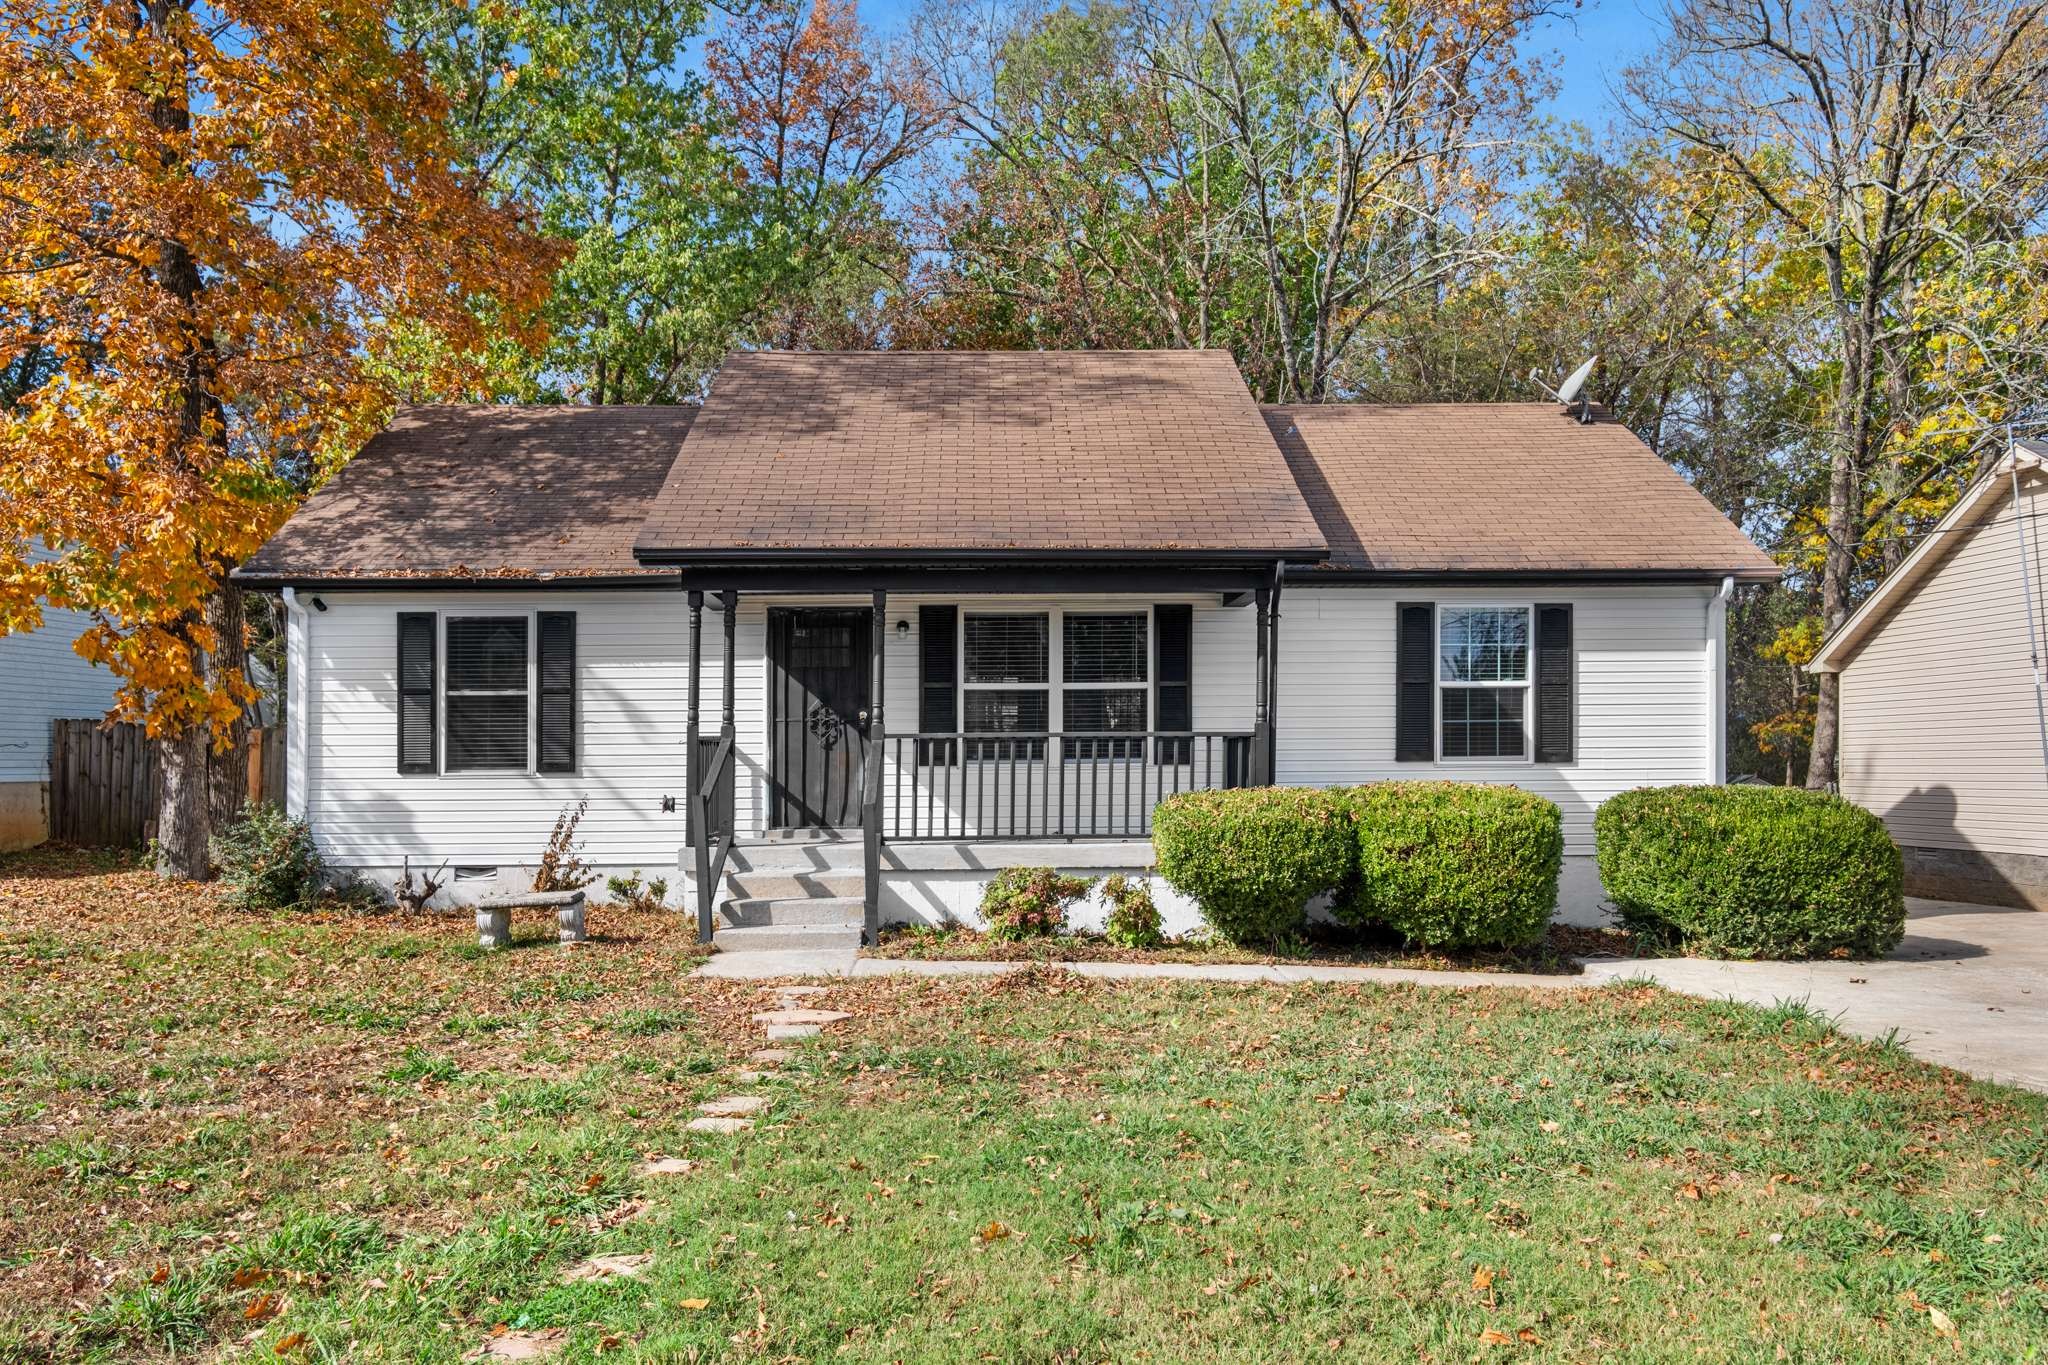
[883,731,1253,841]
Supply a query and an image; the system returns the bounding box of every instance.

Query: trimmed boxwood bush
[1153,788,1353,946]
[1594,785,1905,959]
[1331,782,1562,948]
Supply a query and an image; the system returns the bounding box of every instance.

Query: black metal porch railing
[883,731,1254,841]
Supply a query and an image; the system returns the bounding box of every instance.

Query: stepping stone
[469,1328,567,1360]
[635,1157,699,1178]
[562,1252,653,1283]
[765,1024,819,1041]
[698,1095,769,1117]
[686,1115,755,1134]
[752,1008,851,1026]
[749,1048,794,1064]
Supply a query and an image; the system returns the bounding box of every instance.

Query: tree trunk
[207,584,250,825]
[156,724,210,879]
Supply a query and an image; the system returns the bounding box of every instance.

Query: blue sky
[850,0,1662,132]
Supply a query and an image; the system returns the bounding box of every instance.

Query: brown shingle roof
[235,405,693,585]
[633,350,1329,560]
[1263,403,1779,578]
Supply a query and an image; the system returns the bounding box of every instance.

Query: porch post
[863,589,886,945]
[687,591,711,944]
[1265,565,1283,784]
[1253,584,1273,786]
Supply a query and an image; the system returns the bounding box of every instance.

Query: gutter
[1706,576,1734,784]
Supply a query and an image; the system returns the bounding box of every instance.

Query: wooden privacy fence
[49,720,283,847]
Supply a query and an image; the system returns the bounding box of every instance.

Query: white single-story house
[234,350,1778,950]
[0,549,118,850]
[1811,439,2048,910]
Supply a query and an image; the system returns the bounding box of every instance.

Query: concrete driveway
[1580,897,2048,1092]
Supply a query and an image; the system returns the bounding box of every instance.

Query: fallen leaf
[1517,1328,1542,1344]
[1680,1181,1703,1201]
[1928,1305,1957,1338]
[1472,1265,1496,1290]
[1478,1328,1514,1346]
[274,1333,307,1356]
[244,1292,281,1323]
[679,1298,710,1311]
[978,1221,1011,1243]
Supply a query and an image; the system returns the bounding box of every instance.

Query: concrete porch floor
[691,897,2048,1093]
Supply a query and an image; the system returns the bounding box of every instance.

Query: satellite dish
[1556,354,1598,405]
[1531,354,1600,424]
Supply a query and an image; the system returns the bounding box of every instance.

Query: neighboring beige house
[1812,440,2048,909]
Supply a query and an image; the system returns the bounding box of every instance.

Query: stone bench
[475,889,587,948]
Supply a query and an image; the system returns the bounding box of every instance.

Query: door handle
[857,709,870,729]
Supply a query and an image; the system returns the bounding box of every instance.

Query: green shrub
[1153,788,1353,946]
[209,804,323,911]
[980,867,1095,941]
[1594,785,1905,959]
[1100,874,1164,949]
[605,871,669,912]
[1331,782,1563,948]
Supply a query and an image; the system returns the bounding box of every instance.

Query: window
[1438,607,1529,760]
[1063,613,1147,758]
[445,617,530,771]
[963,614,1048,759]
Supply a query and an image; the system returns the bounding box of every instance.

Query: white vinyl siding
[292,584,1715,874]
[299,590,708,870]
[0,599,118,784]
[1839,470,2048,856]
[1274,584,1714,854]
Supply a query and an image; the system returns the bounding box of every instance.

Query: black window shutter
[397,612,437,774]
[918,605,958,764]
[537,611,576,773]
[1534,603,1574,764]
[1394,603,1434,762]
[1154,604,1193,763]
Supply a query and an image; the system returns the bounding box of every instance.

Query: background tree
[0,0,557,877]
[1631,0,2048,788]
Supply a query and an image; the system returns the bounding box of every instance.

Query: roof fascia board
[1283,567,1779,585]
[1810,447,2045,672]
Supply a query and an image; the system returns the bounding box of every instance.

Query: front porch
[679,576,1287,948]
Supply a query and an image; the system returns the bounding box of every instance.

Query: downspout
[279,587,310,820]
[2010,463,2048,784]
[1706,577,1733,784]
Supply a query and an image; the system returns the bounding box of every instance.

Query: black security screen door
[768,609,872,829]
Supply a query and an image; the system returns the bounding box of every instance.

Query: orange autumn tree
[0,1,559,879]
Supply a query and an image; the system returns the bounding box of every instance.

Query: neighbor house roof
[1809,441,2046,672]
[1263,403,1781,580]
[632,350,1330,562]
[235,405,696,586]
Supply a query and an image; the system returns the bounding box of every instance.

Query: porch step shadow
[721,895,864,928]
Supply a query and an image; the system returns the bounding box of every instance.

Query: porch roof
[633,350,1330,565]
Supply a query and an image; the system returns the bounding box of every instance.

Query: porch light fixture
[896,618,910,638]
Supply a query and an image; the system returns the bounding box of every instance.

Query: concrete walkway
[692,897,2047,1092]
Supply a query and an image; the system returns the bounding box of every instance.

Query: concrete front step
[700,870,866,901]
[712,923,862,954]
[680,840,865,877]
[721,895,863,928]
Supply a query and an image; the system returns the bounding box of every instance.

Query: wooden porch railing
[882,731,1254,841]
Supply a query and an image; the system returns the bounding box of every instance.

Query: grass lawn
[3,847,2044,1362]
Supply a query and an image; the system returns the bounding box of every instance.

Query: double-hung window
[1438,606,1529,760]
[445,617,531,771]
[962,614,1048,759]
[1062,613,1147,758]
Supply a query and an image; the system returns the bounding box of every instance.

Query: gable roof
[235,405,694,587]
[633,350,1329,563]
[1264,403,1780,579]
[1809,441,2047,672]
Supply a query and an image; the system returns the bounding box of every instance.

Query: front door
[767,609,872,829]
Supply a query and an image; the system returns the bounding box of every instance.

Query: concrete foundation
[0,782,48,852]
[878,842,1616,935]
[1902,845,2048,913]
